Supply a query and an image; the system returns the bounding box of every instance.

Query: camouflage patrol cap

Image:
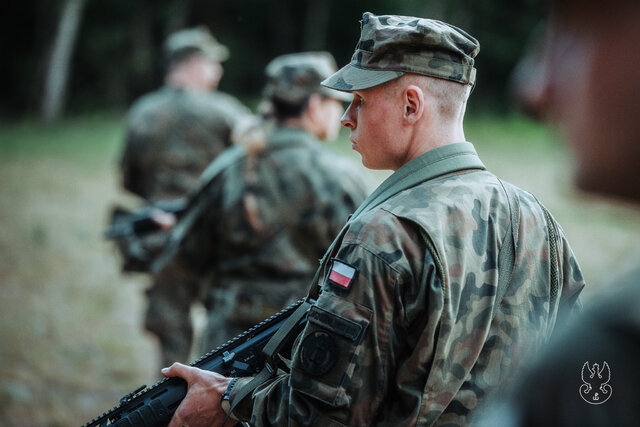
[264,52,352,103]
[322,12,480,91]
[164,26,229,64]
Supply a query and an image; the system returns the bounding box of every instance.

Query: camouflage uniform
[160,53,369,354]
[169,125,370,352]
[227,14,585,426]
[118,27,251,365]
[121,87,249,202]
[474,266,640,427]
[120,26,248,202]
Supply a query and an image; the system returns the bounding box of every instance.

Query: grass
[0,112,639,425]
[0,113,123,163]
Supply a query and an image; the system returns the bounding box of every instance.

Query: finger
[161,362,193,381]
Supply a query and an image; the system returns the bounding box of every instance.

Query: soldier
[162,13,585,426]
[118,26,251,366]
[474,1,640,425]
[121,26,250,202]
[155,52,371,356]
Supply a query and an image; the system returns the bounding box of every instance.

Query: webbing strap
[261,300,312,358]
[151,146,247,273]
[539,202,561,338]
[228,300,312,416]
[495,180,521,305]
[227,364,273,420]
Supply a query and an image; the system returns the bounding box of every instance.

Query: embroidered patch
[327,259,358,291]
[298,330,338,376]
[308,306,363,342]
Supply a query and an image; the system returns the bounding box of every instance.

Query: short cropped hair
[399,74,471,120]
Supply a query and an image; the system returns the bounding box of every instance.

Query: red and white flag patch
[327,259,358,291]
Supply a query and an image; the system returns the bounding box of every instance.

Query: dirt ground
[0,116,639,425]
[0,155,159,426]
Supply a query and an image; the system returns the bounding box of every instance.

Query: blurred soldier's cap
[164,26,229,64]
[322,12,480,91]
[264,52,352,103]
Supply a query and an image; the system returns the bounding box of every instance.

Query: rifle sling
[151,146,246,273]
[227,300,312,418]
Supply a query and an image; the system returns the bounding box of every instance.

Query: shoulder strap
[494,181,561,312]
[495,180,521,306]
[538,203,560,310]
[151,146,247,273]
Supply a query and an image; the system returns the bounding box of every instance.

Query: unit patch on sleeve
[298,330,338,376]
[326,258,358,291]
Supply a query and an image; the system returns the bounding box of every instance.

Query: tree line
[1,0,544,121]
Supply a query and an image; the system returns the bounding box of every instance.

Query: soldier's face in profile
[341,83,406,171]
[538,3,640,201]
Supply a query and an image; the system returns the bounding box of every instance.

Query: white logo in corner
[580,361,612,404]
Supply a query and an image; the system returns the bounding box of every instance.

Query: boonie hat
[264,52,352,103]
[164,26,229,64]
[322,12,480,91]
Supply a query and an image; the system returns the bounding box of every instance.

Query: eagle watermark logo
[579,361,612,404]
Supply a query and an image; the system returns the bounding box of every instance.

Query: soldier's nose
[341,104,356,130]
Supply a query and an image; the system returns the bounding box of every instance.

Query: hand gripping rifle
[82,299,310,427]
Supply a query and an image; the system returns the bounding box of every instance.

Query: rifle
[104,199,188,240]
[82,299,309,427]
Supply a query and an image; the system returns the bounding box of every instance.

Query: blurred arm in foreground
[475,1,640,426]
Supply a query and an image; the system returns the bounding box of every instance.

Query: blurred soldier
[118,26,251,366]
[162,13,585,427]
[121,26,250,202]
[474,1,640,426]
[155,52,370,355]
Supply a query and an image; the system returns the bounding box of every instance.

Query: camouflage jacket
[120,86,250,202]
[171,126,371,319]
[474,264,639,426]
[232,142,585,426]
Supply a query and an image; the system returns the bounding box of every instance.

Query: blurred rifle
[82,298,311,427]
[105,198,187,272]
[104,199,188,240]
[108,119,292,273]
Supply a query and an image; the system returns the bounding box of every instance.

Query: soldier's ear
[403,85,425,124]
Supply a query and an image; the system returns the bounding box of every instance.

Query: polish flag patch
[327,259,358,291]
